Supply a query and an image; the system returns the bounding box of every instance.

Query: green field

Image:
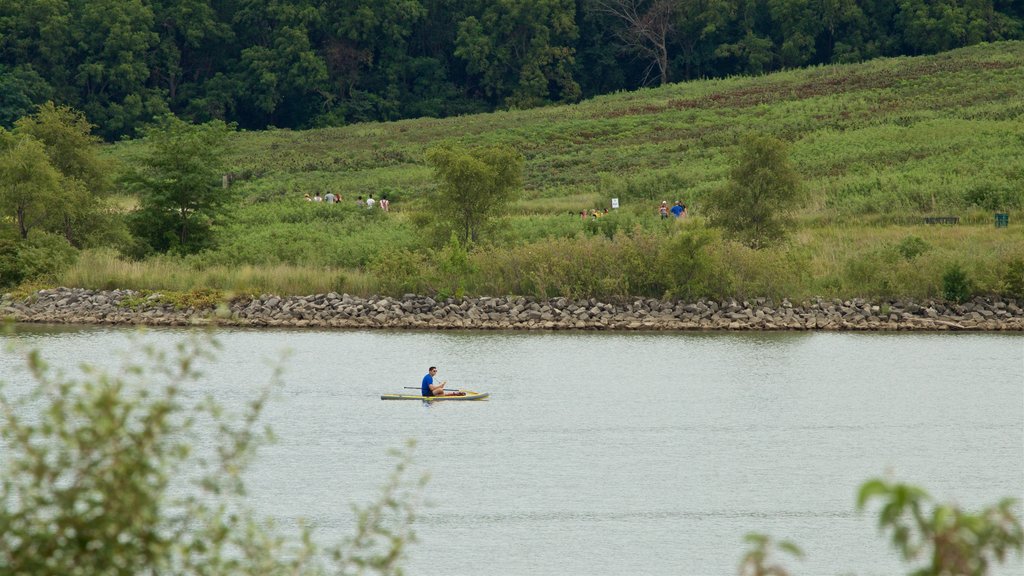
[78,41,1024,301]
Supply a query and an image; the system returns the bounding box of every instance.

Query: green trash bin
[995,213,1009,228]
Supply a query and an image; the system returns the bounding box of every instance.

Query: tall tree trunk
[17,205,28,239]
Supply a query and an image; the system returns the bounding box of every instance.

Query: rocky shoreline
[3,288,1023,331]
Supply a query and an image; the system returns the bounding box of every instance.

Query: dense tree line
[1,0,1022,139]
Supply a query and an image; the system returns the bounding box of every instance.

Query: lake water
[1,325,1022,575]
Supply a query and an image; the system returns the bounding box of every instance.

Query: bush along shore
[2,288,1023,331]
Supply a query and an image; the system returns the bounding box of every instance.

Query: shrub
[895,235,930,260]
[942,263,973,303]
[656,225,721,300]
[583,208,643,240]
[999,259,1024,299]
[370,249,431,296]
[432,234,474,299]
[0,232,77,289]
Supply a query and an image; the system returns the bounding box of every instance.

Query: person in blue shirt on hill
[421,366,464,397]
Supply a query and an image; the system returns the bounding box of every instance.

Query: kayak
[380,391,489,401]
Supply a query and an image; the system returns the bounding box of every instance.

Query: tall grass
[61,249,375,296]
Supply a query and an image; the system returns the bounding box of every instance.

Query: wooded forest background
[2,0,1022,139]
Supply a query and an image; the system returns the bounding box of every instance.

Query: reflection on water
[2,325,1023,576]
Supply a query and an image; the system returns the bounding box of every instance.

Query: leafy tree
[0,130,61,239]
[3,0,1023,138]
[67,0,167,138]
[149,0,234,115]
[895,0,1021,54]
[858,477,1023,575]
[454,0,580,108]
[14,102,113,246]
[0,0,73,98]
[574,2,630,96]
[715,29,776,76]
[0,335,423,574]
[0,64,54,127]
[705,132,804,248]
[424,143,523,245]
[319,0,429,122]
[232,0,329,128]
[126,116,234,254]
[672,0,733,80]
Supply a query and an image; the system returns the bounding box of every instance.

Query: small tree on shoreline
[125,116,234,255]
[0,131,61,239]
[424,143,523,246]
[705,132,804,249]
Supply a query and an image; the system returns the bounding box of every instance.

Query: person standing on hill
[366,194,376,209]
[380,194,390,212]
[670,201,683,218]
[659,201,669,219]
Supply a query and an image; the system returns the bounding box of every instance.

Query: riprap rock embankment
[3,288,1022,331]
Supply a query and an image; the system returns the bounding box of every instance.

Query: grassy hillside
[200,41,1024,213]
[88,42,1024,301]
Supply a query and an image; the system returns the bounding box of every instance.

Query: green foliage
[896,235,931,260]
[705,133,804,248]
[583,208,642,239]
[2,1,1023,137]
[432,233,474,299]
[370,248,431,297]
[709,240,812,301]
[125,116,234,254]
[999,259,1024,299]
[195,198,414,269]
[942,263,973,303]
[14,102,116,247]
[467,232,667,299]
[28,43,1024,301]
[0,64,53,127]
[656,225,722,299]
[454,0,580,108]
[425,143,524,245]
[0,336,423,575]
[4,232,78,288]
[0,130,62,239]
[118,288,225,311]
[857,477,1023,576]
[739,533,803,576]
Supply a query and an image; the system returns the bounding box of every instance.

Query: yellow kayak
[380,391,489,401]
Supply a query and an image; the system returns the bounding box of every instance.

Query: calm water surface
[2,326,1022,575]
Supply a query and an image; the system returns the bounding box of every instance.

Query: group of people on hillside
[659,200,687,219]
[305,192,390,212]
[579,208,610,220]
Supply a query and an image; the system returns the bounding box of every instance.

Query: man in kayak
[421,366,465,397]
